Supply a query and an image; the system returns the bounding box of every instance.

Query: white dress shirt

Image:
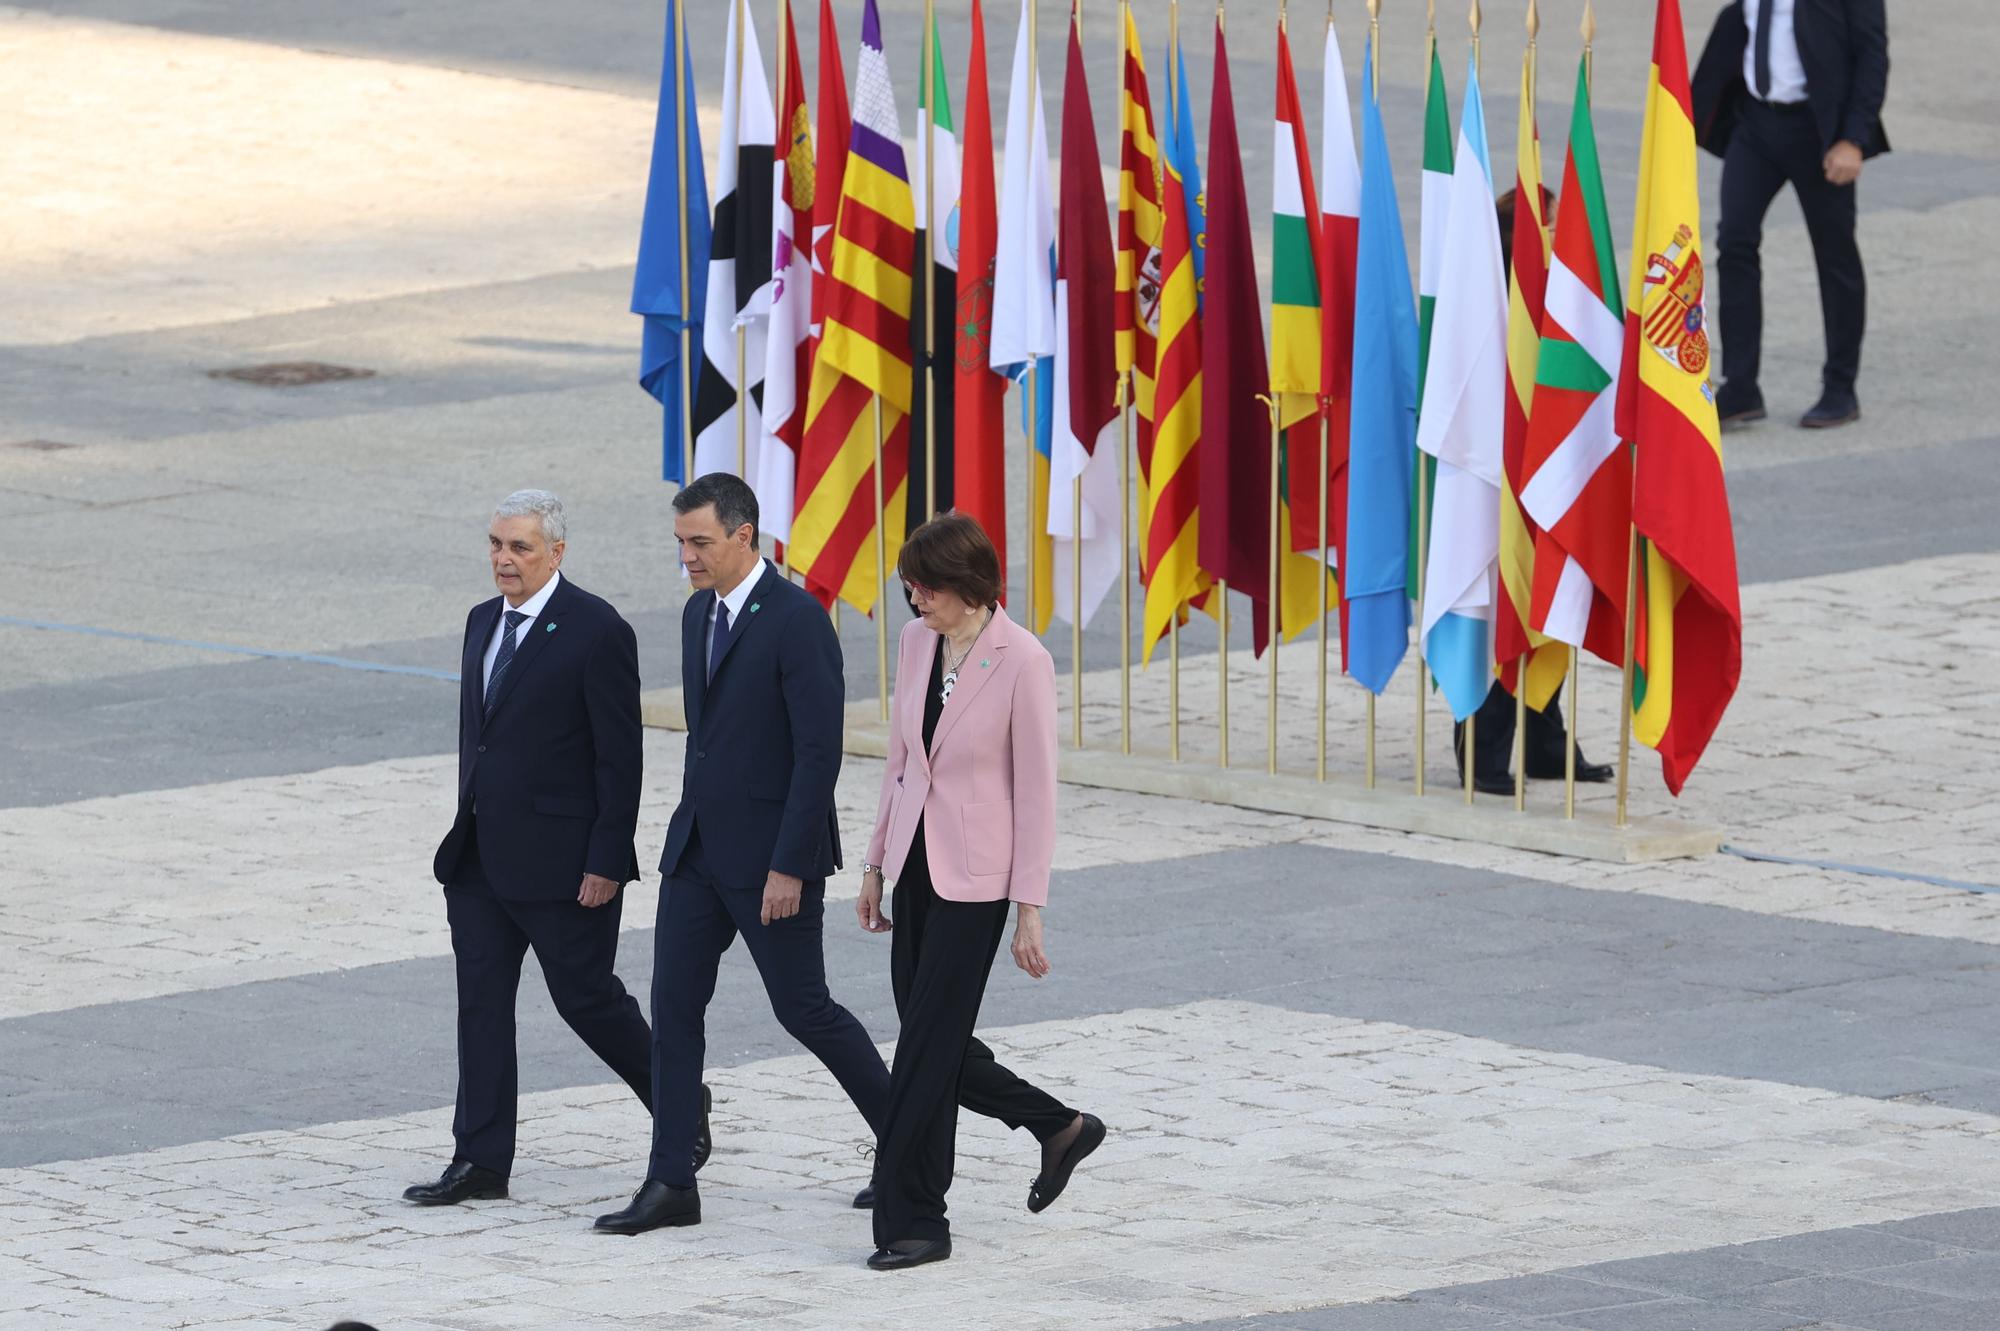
[482,569,562,690]
[706,559,767,670]
[1743,0,1809,105]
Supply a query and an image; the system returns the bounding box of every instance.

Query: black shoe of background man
[1716,379,1766,426]
[853,1183,876,1209]
[867,1236,952,1270]
[403,1159,507,1206]
[1527,745,1615,784]
[1800,385,1860,429]
[594,1180,700,1234]
[693,1084,712,1172]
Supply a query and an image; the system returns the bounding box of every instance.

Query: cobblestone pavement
[6,0,2000,1327]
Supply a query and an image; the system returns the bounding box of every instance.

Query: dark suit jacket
[658,560,844,892]
[1692,0,1890,160]
[433,576,644,900]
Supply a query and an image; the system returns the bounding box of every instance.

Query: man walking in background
[1695,0,1889,429]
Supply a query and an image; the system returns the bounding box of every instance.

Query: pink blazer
[864,607,1057,906]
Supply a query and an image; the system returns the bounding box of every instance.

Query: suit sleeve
[865,628,914,867]
[1842,0,1888,152]
[773,600,845,880]
[582,613,645,883]
[1007,648,1058,907]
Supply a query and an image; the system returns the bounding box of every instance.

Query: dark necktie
[708,601,733,684]
[1753,0,1775,99]
[484,610,528,717]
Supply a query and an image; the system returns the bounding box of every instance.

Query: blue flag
[633,0,711,483]
[1342,38,1419,695]
[1166,36,1206,296]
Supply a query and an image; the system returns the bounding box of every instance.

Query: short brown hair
[897,511,1003,608]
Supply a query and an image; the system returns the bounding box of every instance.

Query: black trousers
[1454,681,1576,780]
[648,830,891,1187]
[1716,98,1865,394]
[444,832,653,1175]
[874,821,1075,1246]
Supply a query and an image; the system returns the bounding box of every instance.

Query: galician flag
[1416,47,1506,722]
[1522,54,1630,670]
[1618,0,1742,794]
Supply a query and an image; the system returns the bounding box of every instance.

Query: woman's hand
[856,869,892,933]
[1011,903,1050,979]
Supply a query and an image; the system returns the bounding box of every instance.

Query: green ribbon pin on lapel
[545,622,557,633]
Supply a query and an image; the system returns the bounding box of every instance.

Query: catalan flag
[1141,20,1210,665]
[1116,3,1163,473]
[788,0,917,615]
[1522,54,1629,670]
[1494,39,1569,710]
[1618,0,1742,794]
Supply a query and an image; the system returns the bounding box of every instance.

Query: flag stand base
[640,685,1719,865]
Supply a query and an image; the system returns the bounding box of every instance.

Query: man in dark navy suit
[1694,0,1889,429]
[596,472,890,1234]
[406,490,703,1206]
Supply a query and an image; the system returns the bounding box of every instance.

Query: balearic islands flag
[758,0,813,550]
[953,0,1008,578]
[1342,34,1419,695]
[632,0,710,483]
[691,2,775,485]
[1416,48,1506,722]
[1048,19,1122,631]
[1494,40,1569,709]
[788,0,917,615]
[1521,54,1630,671]
[1618,0,1742,794]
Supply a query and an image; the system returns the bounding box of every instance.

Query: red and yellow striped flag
[1117,3,1163,495]
[1617,0,1742,794]
[788,0,916,614]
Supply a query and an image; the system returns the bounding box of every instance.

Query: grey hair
[492,489,567,546]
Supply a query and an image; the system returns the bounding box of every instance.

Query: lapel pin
[545,622,558,633]
[750,602,761,613]
[980,658,991,669]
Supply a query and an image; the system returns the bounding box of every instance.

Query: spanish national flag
[1617,0,1742,794]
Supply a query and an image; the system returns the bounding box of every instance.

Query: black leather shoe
[1027,1113,1105,1214]
[403,1160,507,1206]
[852,1184,876,1209]
[1800,387,1860,429]
[693,1083,713,1172]
[593,1180,699,1234]
[867,1237,952,1270]
[1527,750,1616,783]
[1471,770,1516,797]
[1715,380,1765,426]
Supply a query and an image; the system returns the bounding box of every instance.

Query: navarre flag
[759,0,814,549]
[1141,20,1212,665]
[1416,48,1506,722]
[633,0,710,483]
[1521,54,1629,670]
[1317,13,1362,664]
[1618,0,1742,794]
[1198,21,1282,657]
[788,0,917,615]
[1270,23,1341,644]
[1117,4,1163,471]
[1494,40,1569,708]
[691,2,776,485]
[1048,18,1122,630]
[1342,36,1418,695]
[908,12,961,527]
[991,0,1058,630]
[954,0,1007,580]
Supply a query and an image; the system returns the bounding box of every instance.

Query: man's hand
[761,870,805,925]
[856,869,892,933]
[1011,904,1050,979]
[1824,140,1863,186]
[578,873,620,908]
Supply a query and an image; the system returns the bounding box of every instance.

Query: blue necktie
[1753,0,1774,99]
[484,610,528,717]
[708,601,733,684]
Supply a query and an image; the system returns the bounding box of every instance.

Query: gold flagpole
[1414,0,1435,798]
[735,0,750,479]
[1365,0,1380,790]
[1168,0,1184,766]
[1024,0,1039,635]
[1314,0,1331,787]
[1118,0,1134,758]
[1617,524,1638,825]
[923,0,938,519]
[674,0,695,489]
[1513,0,1537,815]
[776,0,791,579]
[1566,0,1595,821]
[1464,0,1482,810]
[1260,389,1281,777]
[1216,0,1229,774]
[1071,0,1085,752]
[874,396,890,722]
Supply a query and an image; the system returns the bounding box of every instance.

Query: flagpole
[1513,0,1536,815]
[1118,0,1134,758]
[1462,0,1481,809]
[674,0,695,489]
[1414,1,1434,799]
[1168,0,1184,766]
[1617,524,1638,825]
[1315,0,1332,786]
[923,0,938,520]
[1216,0,1229,775]
[1259,389,1280,776]
[1025,0,1039,636]
[776,0,791,578]
[1566,0,1594,821]
[735,0,750,479]
[1365,0,1380,791]
[874,395,891,722]
[1070,2,1086,752]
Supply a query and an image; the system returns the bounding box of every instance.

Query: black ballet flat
[1027,1113,1105,1214]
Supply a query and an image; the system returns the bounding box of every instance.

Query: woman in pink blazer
[855,513,1103,1271]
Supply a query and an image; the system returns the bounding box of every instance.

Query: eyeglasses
[902,580,937,599]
